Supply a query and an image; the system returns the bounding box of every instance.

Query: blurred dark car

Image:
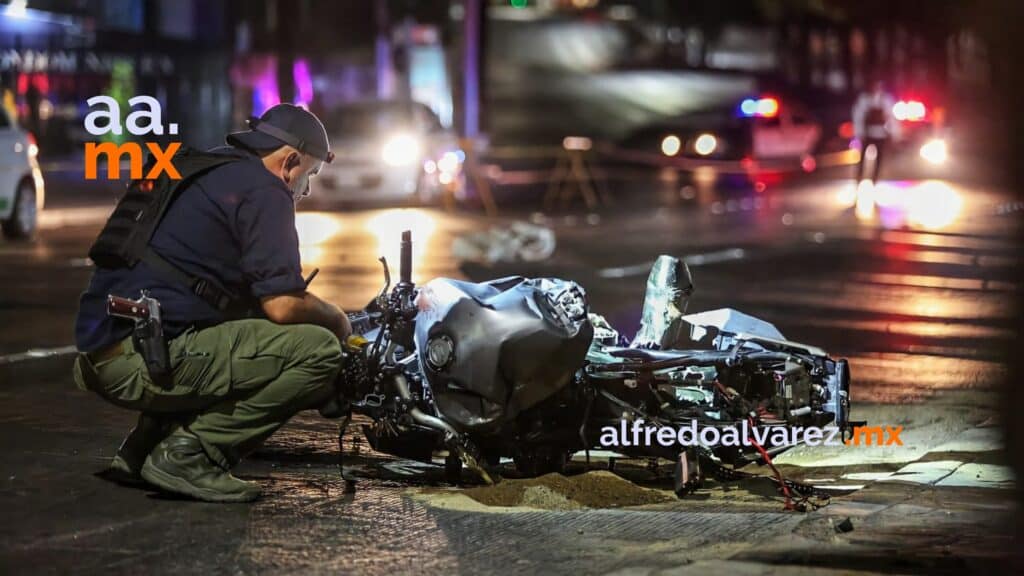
[619,94,843,166]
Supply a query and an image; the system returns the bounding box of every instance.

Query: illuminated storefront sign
[0,49,175,76]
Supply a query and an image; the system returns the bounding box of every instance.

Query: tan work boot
[140,430,261,503]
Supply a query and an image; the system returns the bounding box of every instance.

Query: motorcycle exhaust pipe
[393,374,458,440]
[391,374,494,484]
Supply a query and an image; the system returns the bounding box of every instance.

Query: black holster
[132,318,173,389]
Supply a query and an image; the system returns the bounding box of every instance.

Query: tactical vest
[88,146,245,312]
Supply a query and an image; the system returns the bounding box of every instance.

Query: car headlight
[382,133,421,167]
[919,138,947,165]
[694,133,717,156]
[437,150,461,175]
[661,135,681,156]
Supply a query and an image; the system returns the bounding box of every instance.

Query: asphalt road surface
[0,160,1019,574]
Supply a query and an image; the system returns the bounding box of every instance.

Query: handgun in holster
[107,291,173,388]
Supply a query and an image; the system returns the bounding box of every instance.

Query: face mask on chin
[289,173,310,205]
[288,156,322,205]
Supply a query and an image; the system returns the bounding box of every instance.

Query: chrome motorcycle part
[425,335,455,371]
[588,313,620,345]
[673,449,703,498]
[631,255,694,349]
[392,373,493,484]
[542,281,589,335]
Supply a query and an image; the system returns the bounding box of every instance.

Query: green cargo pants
[73,319,343,469]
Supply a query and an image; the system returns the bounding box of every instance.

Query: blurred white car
[0,107,44,239]
[316,101,464,205]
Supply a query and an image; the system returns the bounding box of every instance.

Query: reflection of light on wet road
[854,181,875,220]
[743,281,1007,321]
[365,209,436,280]
[852,272,1011,291]
[878,230,1006,251]
[840,353,1005,403]
[906,181,962,229]
[796,316,1013,340]
[295,212,342,265]
[909,294,957,320]
[847,180,963,231]
[835,181,858,208]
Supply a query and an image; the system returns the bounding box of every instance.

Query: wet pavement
[0,164,1020,573]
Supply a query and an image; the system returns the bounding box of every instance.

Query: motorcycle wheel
[513,446,569,477]
[2,179,37,240]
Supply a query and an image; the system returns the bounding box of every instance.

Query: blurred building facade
[227,0,457,131]
[482,0,991,145]
[0,0,233,153]
[1,0,991,151]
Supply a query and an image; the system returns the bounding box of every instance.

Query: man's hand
[261,291,352,341]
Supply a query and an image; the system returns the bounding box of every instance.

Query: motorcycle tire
[2,179,37,240]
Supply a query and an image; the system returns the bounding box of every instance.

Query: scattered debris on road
[451,221,556,264]
[459,471,674,510]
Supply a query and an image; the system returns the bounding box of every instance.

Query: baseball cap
[227,104,334,163]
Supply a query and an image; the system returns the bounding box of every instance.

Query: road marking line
[598,248,746,279]
[0,345,78,365]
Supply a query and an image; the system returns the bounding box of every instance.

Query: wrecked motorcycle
[332,231,851,500]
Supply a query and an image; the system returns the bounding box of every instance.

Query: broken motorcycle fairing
[341,235,852,497]
[413,276,593,434]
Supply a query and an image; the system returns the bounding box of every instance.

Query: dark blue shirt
[75,147,306,352]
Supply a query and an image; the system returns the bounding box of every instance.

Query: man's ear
[280,151,301,183]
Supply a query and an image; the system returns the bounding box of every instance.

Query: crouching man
[73,104,350,502]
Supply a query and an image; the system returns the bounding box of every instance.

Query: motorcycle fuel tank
[413,276,593,433]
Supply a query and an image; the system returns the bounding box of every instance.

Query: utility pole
[462,0,481,138]
[376,0,394,99]
[274,0,295,104]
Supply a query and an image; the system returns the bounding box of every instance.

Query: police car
[0,106,44,239]
[621,94,828,167]
[315,100,464,205]
[889,96,949,165]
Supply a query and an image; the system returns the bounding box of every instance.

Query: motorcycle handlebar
[400,230,412,285]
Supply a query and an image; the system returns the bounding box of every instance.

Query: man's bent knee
[287,324,343,378]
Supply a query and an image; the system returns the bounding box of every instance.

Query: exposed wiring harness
[747,416,796,510]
